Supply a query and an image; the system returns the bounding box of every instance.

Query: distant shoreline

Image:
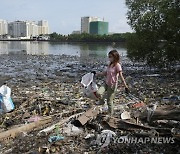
[0,39,126,43]
[0,39,49,42]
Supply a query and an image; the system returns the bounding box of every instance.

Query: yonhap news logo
[112,136,175,144]
[95,130,175,148]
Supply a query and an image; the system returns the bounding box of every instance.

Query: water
[0,41,127,58]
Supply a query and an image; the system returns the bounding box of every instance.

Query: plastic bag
[81,73,99,100]
[0,85,14,113]
[81,72,94,87]
[0,95,4,114]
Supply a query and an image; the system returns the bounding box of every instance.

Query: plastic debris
[27,116,41,122]
[147,103,158,122]
[84,134,95,139]
[0,85,14,113]
[162,95,180,103]
[81,72,99,100]
[121,111,131,120]
[0,95,4,114]
[132,102,145,108]
[48,135,64,143]
[171,128,180,138]
[63,123,83,136]
[0,54,179,153]
[81,72,94,87]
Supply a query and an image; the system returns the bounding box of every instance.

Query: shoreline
[0,39,126,43]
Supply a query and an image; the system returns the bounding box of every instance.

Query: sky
[0,0,133,35]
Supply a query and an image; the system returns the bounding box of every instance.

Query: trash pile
[0,54,179,154]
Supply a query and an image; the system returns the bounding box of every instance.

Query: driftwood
[140,106,180,122]
[0,108,85,141]
[104,117,174,136]
[104,117,152,130]
[0,116,52,141]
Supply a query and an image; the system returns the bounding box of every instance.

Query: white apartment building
[38,20,49,35]
[0,19,8,35]
[8,20,49,38]
[28,21,39,37]
[81,16,102,33]
[8,21,28,38]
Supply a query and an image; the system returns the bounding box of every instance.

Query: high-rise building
[28,21,39,37]
[8,20,50,38]
[81,16,102,34]
[38,20,49,35]
[0,19,8,35]
[89,21,109,35]
[8,21,28,38]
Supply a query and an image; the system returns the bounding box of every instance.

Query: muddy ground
[0,54,179,154]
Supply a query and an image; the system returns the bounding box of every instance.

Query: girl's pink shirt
[105,63,122,86]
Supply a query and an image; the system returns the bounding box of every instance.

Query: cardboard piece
[77,106,99,125]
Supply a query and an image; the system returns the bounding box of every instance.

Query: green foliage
[49,32,67,41]
[49,32,131,42]
[126,0,180,68]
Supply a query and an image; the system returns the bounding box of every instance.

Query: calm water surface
[0,41,127,58]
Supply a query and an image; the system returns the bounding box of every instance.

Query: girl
[94,50,129,115]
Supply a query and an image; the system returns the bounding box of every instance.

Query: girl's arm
[119,71,128,88]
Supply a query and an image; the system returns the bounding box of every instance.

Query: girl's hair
[108,50,120,67]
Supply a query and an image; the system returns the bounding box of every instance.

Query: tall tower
[8,21,28,38]
[89,21,109,35]
[38,20,49,35]
[0,19,8,35]
[81,16,102,34]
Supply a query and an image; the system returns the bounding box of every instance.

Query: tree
[126,0,180,68]
[49,32,131,42]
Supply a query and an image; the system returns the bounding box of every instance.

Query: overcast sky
[0,0,133,34]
